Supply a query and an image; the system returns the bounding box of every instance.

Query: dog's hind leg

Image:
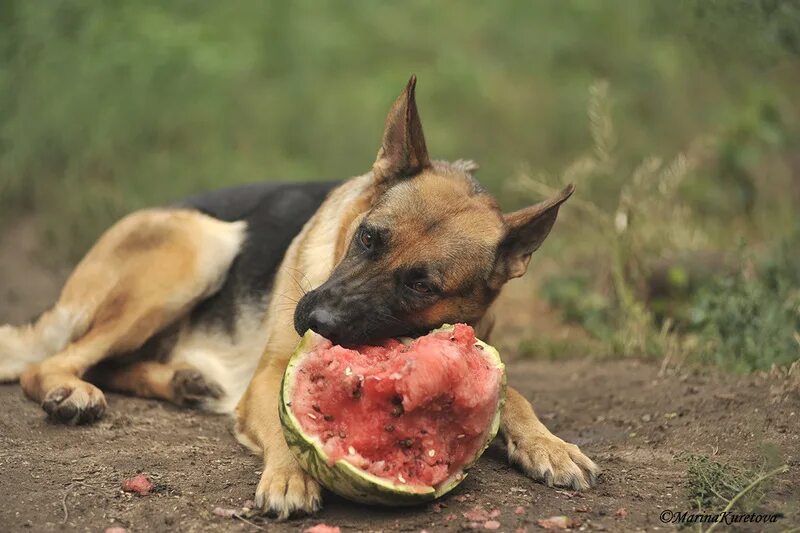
[15,209,245,424]
[0,306,91,382]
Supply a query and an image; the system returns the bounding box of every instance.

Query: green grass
[689,236,800,372]
[681,451,788,523]
[517,78,798,370]
[684,454,768,512]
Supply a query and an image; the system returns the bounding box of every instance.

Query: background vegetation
[1,1,798,371]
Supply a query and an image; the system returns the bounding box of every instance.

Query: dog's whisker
[288,275,309,297]
[274,295,303,309]
[281,266,313,295]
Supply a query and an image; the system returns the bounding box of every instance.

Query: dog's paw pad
[41,381,106,425]
[254,467,321,520]
[171,368,224,406]
[508,435,599,491]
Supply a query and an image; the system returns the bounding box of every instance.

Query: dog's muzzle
[294,290,345,341]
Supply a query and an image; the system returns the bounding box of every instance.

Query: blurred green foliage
[0,1,798,371]
[531,82,798,368]
[540,274,614,342]
[1,1,798,257]
[689,235,800,372]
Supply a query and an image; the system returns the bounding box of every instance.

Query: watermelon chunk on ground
[280,324,505,505]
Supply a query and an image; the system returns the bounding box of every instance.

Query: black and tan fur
[0,76,597,518]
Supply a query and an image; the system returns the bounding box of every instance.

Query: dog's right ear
[372,75,431,194]
[490,184,575,287]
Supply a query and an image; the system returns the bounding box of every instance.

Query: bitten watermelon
[279,324,505,505]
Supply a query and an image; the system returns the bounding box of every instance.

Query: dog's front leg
[501,386,599,490]
[235,354,321,519]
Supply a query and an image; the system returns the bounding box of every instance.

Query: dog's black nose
[306,308,338,339]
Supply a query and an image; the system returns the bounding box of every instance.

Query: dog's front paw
[254,463,322,520]
[507,433,599,490]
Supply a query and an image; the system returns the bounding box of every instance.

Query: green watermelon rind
[279,324,506,506]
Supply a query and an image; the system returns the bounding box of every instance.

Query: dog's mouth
[293,290,424,346]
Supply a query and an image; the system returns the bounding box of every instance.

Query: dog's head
[295,76,573,344]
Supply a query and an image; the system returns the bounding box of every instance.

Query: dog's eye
[410,281,432,294]
[359,228,374,249]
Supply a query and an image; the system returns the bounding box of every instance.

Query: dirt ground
[1,219,798,532]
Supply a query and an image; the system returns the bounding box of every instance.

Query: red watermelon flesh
[290,324,503,488]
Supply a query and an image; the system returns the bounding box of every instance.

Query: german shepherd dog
[0,77,597,518]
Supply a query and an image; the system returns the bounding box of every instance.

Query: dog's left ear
[491,184,575,286]
[372,75,431,193]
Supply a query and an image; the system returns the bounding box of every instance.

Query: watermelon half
[279,324,506,505]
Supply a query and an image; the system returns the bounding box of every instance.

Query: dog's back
[178,181,339,331]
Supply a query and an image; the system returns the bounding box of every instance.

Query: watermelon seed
[428,449,436,457]
[339,430,347,439]
[391,395,403,405]
[384,424,395,432]
[391,404,404,417]
[306,412,318,420]
[475,344,484,350]
[348,446,356,455]
[323,414,334,422]
[344,366,353,376]
[457,434,466,439]
[398,439,413,449]
[398,474,406,484]
[312,404,321,412]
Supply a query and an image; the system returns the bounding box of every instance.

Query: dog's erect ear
[491,184,575,285]
[372,75,431,191]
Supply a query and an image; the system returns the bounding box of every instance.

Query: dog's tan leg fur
[237,347,321,518]
[90,361,224,406]
[501,387,599,490]
[18,209,245,424]
[478,310,597,489]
